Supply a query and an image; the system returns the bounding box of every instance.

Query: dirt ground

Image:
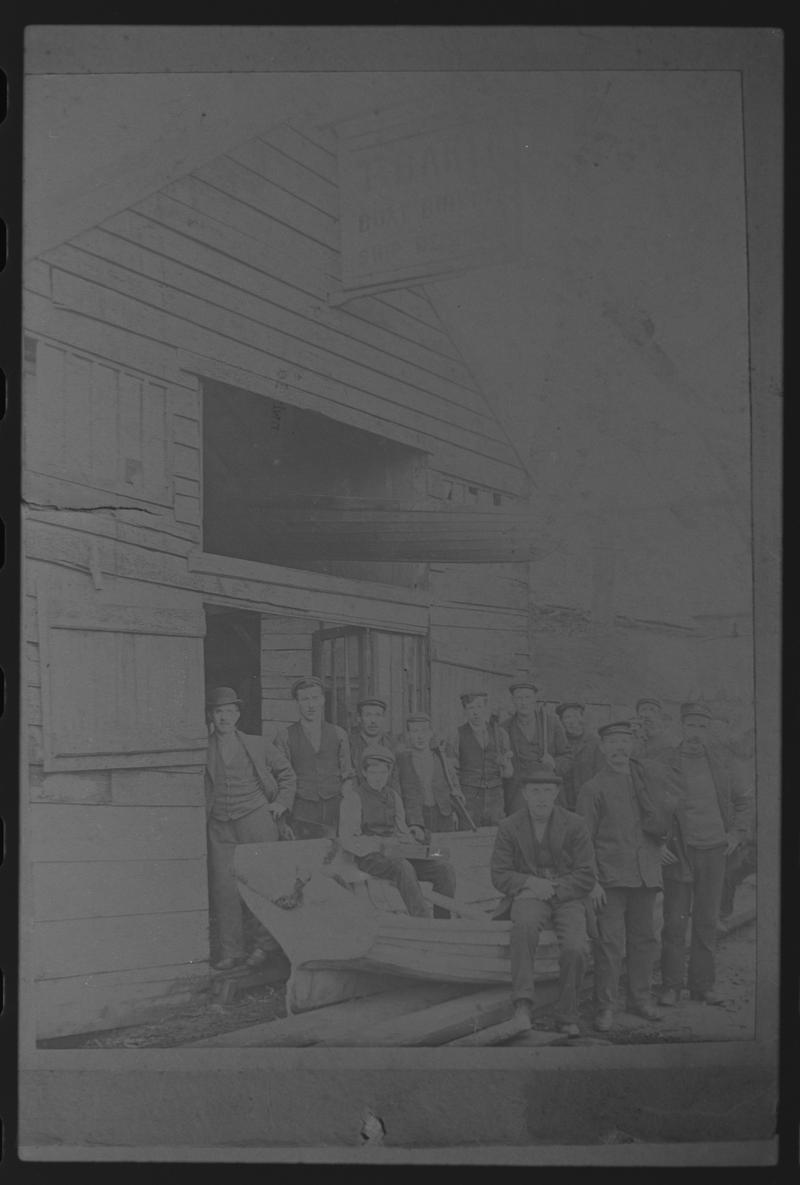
[40,881,756,1050]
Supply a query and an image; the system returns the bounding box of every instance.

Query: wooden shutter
[38,594,208,772]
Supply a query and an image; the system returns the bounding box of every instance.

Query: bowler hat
[555,701,585,717]
[291,675,324,699]
[361,743,396,769]
[357,697,388,713]
[598,720,633,738]
[680,701,712,721]
[206,686,243,709]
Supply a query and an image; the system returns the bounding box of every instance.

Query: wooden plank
[376,926,513,949]
[34,910,208,979]
[226,138,339,217]
[46,599,205,636]
[35,962,209,1041]
[380,915,510,935]
[47,248,509,457]
[28,769,110,805]
[30,803,207,862]
[189,982,476,1047]
[89,362,121,489]
[327,986,512,1046]
[366,944,510,977]
[26,340,65,476]
[111,769,204,806]
[33,859,208,921]
[449,1014,538,1047]
[261,123,338,186]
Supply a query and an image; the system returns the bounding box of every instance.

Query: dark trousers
[357,851,457,917]
[594,886,660,1010]
[207,801,278,960]
[509,897,588,1023]
[422,804,456,833]
[290,794,341,839]
[661,844,726,994]
[461,784,505,828]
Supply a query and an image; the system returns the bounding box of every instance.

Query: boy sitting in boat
[339,744,458,919]
[490,772,596,1036]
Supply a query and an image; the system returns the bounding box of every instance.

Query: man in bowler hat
[205,686,297,970]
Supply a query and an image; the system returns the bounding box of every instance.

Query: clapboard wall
[22,115,529,1038]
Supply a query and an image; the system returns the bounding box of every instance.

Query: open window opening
[203,606,262,735]
[202,379,427,587]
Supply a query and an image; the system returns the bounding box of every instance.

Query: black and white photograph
[17,25,781,1164]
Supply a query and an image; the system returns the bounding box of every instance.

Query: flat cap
[357,697,387,712]
[510,680,539,694]
[636,697,662,712]
[360,743,396,769]
[406,712,431,726]
[680,701,713,720]
[291,675,324,698]
[598,720,634,738]
[555,701,585,717]
[520,771,563,786]
[460,690,488,706]
[206,686,243,708]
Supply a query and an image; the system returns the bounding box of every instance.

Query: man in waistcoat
[396,712,463,834]
[503,681,571,816]
[491,772,595,1035]
[657,702,754,1006]
[205,686,297,971]
[276,676,355,839]
[339,745,457,917]
[554,701,605,812]
[455,691,514,828]
[349,697,393,768]
[578,720,677,1031]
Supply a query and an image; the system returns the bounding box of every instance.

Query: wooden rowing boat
[234,828,562,1013]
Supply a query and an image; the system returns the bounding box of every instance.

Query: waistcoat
[287,721,342,802]
[355,779,397,836]
[458,723,503,792]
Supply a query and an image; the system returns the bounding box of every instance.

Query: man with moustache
[455,690,514,827]
[276,676,355,840]
[204,686,297,970]
[633,697,674,759]
[657,702,754,1006]
[503,681,571,815]
[578,720,676,1031]
[396,712,463,835]
[554,701,605,811]
[491,772,595,1036]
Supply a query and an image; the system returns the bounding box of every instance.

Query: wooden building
[23,113,541,1039]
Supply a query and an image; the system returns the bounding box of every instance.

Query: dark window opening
[203,379,426,587]
[203,606,262,735]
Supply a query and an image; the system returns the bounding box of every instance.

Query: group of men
[204,677,754,1039]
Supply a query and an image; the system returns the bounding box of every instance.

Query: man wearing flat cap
[205,686,297,970]
[656,702,754,1007]
[555,702,605,812]
[454,691,513,828]
[339,744,457,917]
[633,697,674,759]
[491,772,595,1036]
[276,676,355,840]
[396,713,463,834]
[349,697,398,781]
[577,720,679,1030]
[502,681,571,816]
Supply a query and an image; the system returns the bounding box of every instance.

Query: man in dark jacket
[491,772,596,1036]
[657,702,754,1006]
[205,686,297,970]
[503,680,571,814]
[396,712,462,834]
[555,701,605,811]
[578,720,678,1031]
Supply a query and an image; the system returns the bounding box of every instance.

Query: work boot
[594,1008,614,1032]
[512,1000,532,1031]
[691,989,724,1005]
[558,1021,581,1038]
[627,1002,664,1021]
[658,988,679,1006]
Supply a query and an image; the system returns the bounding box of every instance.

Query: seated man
[490,772,595,1036]
[339,744,457,918]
